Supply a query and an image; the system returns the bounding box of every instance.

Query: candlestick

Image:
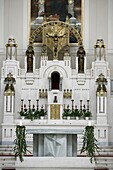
[71,99,74,110]
[36,99,39,110]
[64,104,65,109]
[28,99,31,110]
[80,100,82,110]
[87,100,90,111]
[21,99,24,111]
[72,90,74,100]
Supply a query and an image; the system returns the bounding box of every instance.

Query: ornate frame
[29,0,84,44]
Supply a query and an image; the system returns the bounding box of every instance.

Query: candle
[20,120,22,126]
[88,90,89,100]
[80,89,82,100]
[88,120,91,126]
[72,90,74,100]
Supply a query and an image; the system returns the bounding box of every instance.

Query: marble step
[96,157,113,169]
[0,156,15,167]
[98,146,113,156]
[0,145,14,155]
[0,145,33,155]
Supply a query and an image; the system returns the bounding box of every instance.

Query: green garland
[81,126,99,163]
[14,125,27,162]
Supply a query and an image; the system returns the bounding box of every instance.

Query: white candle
[20,120,22,126]
[80,89,82,100]
[88,90,89,100]
[88,120,91,126]
[72,91,74,100]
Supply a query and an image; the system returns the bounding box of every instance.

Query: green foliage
[84,111,92,118]
[19,111,27,117]
[81,126,99,163]
[14,125,27,162]
[33,110,40,119]
[38,108,47,117]
[71,109,81,118]
[26,109,34,121]
[62,108,72,118]
[19,108,47,120]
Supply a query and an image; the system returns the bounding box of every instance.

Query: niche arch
[51,71,60,90]
[29,21,83,46]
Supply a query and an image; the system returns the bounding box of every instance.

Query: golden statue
[42,21,69,60]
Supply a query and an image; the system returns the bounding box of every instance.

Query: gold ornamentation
[39,89,48,98]
[29,21,83,46]
[50,104,60,119]
[4,73,16,96]
[6,37,18,60]
[63,89,72,98]
[94,39,106,60]
[96,73,107,96]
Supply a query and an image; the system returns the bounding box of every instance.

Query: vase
[75,116,79,120]
[40,116,44,120]
[85,117,89,120]
[67,116,71,120]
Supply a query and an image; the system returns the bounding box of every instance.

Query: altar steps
[78,146,113,170]
[0,145,14,156]
[0,145,113,170]
[98,146,113,156]
[95,157,113,170]
[0,156,15,168]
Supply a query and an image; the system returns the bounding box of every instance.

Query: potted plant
[62,107,72,119]
[84,110,92,120]
[33,110,40,119]
[83,110,92,120]
[38,108,47,119]
[71,109,82,119]
[26,109,34,121]
[19,110,27,119]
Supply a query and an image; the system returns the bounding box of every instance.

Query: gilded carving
[4,73,16,96]
[50,104,60,119]
[96,73,107,96]
[29,21,82,47]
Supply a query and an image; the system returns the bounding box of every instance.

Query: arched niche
[51,71,60,90]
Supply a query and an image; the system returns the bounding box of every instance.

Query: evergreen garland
[14,125,27,162]
[81,126,99,163]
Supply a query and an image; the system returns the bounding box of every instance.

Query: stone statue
[26,45,34,73]
[77,46,86,73]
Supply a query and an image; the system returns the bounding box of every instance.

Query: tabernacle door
[50,104,60,119]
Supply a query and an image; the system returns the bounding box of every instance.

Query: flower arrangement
[72,108,82,118]
[81,126,99,163]
[38,107,47,118]
[62,105,72,118]
[14,125,27,162]
[19,105,47,120]
[83,110,92,118]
